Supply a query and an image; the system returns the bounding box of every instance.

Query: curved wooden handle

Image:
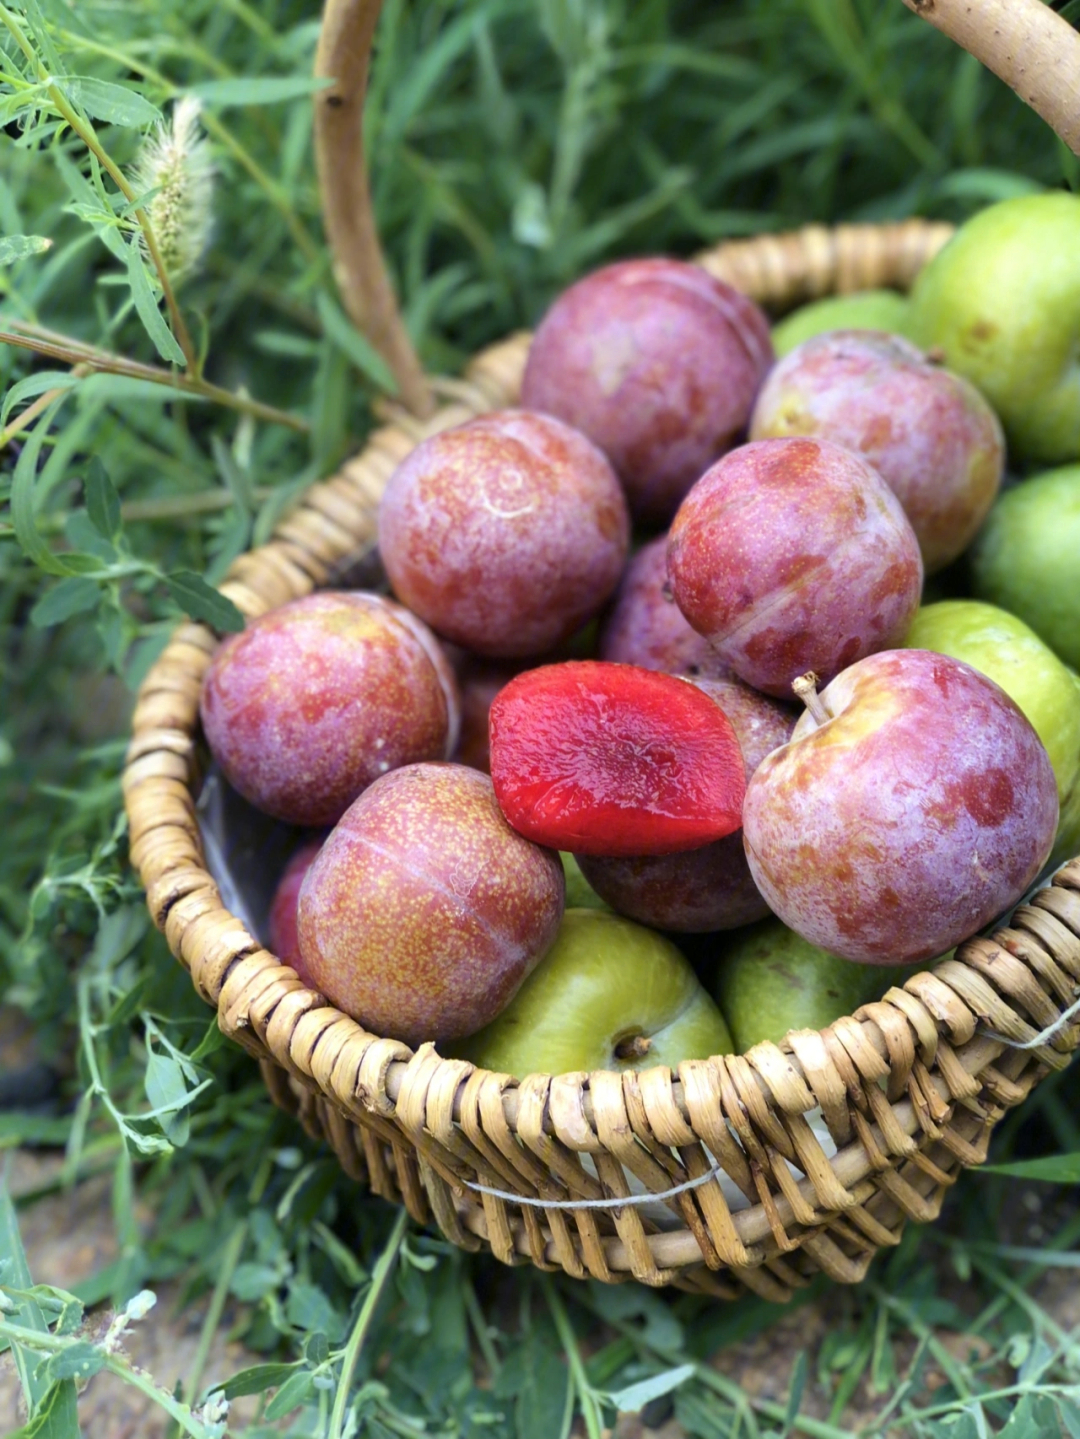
[314,0,434,417]
[901,0,1080,157]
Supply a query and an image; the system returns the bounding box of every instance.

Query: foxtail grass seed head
[133,96,213,284]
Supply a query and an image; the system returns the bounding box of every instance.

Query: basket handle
[901,0,1080,156]
[314,0,434,417]
[312,0,1080,420]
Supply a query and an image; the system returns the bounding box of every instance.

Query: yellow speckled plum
[296,763,565,1045]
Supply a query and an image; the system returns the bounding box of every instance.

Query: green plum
[712,918,926,1052]
[1053,701,1080,865]
[770,289,912,357]
[970,465,1080,671]
[908,193,1080,464]
[452,908,733,1078]
[904,600,1080,823]
[559,852,610,911]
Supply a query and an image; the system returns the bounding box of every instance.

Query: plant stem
[0,380,76,451]
[0,1318,211,1438]
[541,1277,605,1439]
[121,488,274,522]
[461,1271,501,1381]
[328,1208,409,1439]
[0,4,198,370]
[0,322,309,431]
[792,672,832,727]
[51,30,322,266]
[184,1220,248,1412]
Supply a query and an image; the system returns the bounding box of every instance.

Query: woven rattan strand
[124,216,1080,1299]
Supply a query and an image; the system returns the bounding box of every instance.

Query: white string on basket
[460,1161,728,1211]
[979,989,1080,1052]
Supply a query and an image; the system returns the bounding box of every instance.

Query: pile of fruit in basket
[198,193,1080,1080]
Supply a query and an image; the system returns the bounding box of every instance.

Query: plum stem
[792,672,833,728]
[615,1033,652,1061]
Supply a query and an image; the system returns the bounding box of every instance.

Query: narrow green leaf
[78,375,200,409]
[263,1368,315,1420]
[164,571,245,633]
[30,577,101,628]
[1,372,80,430]
[0,1186,59,1421]
[190,75,334,107]
[124,243,187,367]
[315,291,398,395]
[0,235,52,266]
[6,1376,81,1438]
[934,168,1044,203]
[981,1152,1080,1183]
[58,77,161,129]
[54,153,129,263]
[781,1351,808,1436]
[0,1115,72,1147]
[1059,1396,1080,1439]
[11,402,72,576]
[84,458,122,541]
[215,1361,303,1401]
[606,1363,696,1414]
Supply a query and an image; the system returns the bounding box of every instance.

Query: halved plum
[488,661,746,856]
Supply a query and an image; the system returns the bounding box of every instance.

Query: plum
[598,533,733,680]
[749,330,1004,572]
[712,917,926,1051]
[267,837,325,985]
[200,591,460,826]
[521,258,773,525]
[449,656,522,774]
[667,437,924,698]
[453,908,733,1078]
[297,763,565,1046]
[489,662,746,857]
[578,676,796,931]
[741,650,1059,965]
[770,290,913,356]
[378,409,629,659]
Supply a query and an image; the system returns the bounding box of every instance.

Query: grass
[1,0,1080,1433]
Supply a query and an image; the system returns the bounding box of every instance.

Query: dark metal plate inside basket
[196,765,310,950]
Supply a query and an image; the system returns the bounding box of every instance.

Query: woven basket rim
[124,218,1080,1296]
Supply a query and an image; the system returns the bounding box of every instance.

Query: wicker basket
[123,0,1080,1301]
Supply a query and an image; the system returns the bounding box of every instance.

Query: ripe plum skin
[489,662,746,856]
[749,330,1004,573]
[578,676,796,930]
[268,837,325,985]
[667,437,924,697]
[521,258,773,525]
[296,763,565,1046]
[741,649,1060,964]
[378,409,629,659]
[199,591,460,826]
[450,657,522,774]
[599,533,733,680]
